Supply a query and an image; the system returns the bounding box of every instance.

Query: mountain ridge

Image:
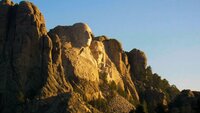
[0,0,199,113]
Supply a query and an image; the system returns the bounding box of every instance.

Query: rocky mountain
[0,0,199,113]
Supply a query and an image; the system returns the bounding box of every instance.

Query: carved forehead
[73,23,92,33]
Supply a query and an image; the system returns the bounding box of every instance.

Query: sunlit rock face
[49,23,101,102]
[72,23,93,47]
[49,24,140,109]
[50,23,93,48]
[90,41,104,66]
[94,36,140,104]
[49,23,99,82]
[90,40,124,89]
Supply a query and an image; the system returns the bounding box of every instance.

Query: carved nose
[85,31,92,39]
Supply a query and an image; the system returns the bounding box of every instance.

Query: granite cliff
[0,0,199,113]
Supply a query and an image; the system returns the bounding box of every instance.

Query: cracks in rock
[40,36,45,81]
[1,4,22,113]
[38,35,50,98]
[2,4,19,89]
[9,4,19,88]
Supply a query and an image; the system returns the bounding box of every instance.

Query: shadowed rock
[0,1,71,113]
[127,48,147,80]
[169,90,200,113]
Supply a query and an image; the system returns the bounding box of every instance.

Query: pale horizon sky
[13,0,200,91]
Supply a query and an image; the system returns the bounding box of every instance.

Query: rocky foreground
[0,0,199,113]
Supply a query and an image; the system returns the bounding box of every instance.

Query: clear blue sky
[13,0,200,91]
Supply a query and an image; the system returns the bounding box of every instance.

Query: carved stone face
[72,23,93,47]
[90,41,105,65]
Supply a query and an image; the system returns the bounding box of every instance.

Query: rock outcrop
[49,24,139,111]
[0,1,71,113]
[95,36,140,104]
[48,23,101,102]
[169,90,200,113]
[127,48,180,113]
[90,40,124,88]
[128,49,147,80]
